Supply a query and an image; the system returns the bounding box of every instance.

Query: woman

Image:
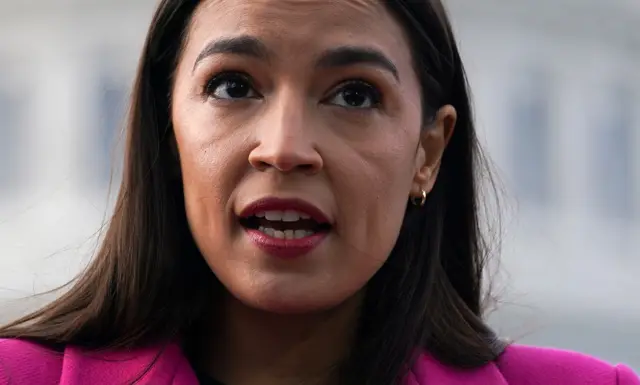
[0,1,637,384]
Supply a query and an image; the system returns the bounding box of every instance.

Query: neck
[199,293,362,385]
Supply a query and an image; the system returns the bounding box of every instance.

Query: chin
[231,281,357,315]
[249,300,329,315]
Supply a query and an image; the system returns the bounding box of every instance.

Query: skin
[170,0,456,383]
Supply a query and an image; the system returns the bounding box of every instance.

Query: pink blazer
[0,338,637,384]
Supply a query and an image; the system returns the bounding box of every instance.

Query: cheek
[172,118,246,243]
[363,153,413,235]
[332,129,418,261]
[177,142,226,242]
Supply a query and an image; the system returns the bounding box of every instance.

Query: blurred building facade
[0,0,638,368]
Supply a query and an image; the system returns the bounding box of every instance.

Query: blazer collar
[63,342,507,385]
[407,353,508,385]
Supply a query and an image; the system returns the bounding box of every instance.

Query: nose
[248,97,323,174]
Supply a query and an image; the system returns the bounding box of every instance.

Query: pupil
[226,80,248,98]
[344,89,366,106]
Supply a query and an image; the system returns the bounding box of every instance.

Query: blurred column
[29,30,88,196]
[553,48,593,215]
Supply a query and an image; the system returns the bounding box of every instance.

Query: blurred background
[0,0,638,370]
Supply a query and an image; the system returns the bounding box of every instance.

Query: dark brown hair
[0,1,504,384]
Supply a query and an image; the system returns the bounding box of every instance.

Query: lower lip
[244,229,328,259]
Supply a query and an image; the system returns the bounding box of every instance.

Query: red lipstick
[239,197,330,259]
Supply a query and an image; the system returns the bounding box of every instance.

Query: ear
[410,105,456,199]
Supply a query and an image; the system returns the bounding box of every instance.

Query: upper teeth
[256,210,311,222]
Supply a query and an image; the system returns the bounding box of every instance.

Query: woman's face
[171,0,454,313]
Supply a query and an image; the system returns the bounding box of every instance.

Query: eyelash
[324,79,382,110]
[202,71,383,110]
[202,71,259,100]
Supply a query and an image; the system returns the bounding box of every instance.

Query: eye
[204,72,260,100]
[325,80,382,109]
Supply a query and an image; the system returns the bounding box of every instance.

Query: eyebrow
[193,35,270,71]
[192,36,399,82]
[316,46,400,82]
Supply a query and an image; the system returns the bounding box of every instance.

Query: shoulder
[410,344,639,385]
[0,338,63,384]
[0,338,198,385]
[496,344,639,385]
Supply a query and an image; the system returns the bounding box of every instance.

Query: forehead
[187,0,412,63]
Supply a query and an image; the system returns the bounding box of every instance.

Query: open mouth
[239,210,332,240]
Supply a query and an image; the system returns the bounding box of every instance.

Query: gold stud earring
[411,189,427,207]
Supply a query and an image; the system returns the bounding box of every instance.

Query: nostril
[298,163,319,175]
[250,160,318,173]
[252,160,270,171]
